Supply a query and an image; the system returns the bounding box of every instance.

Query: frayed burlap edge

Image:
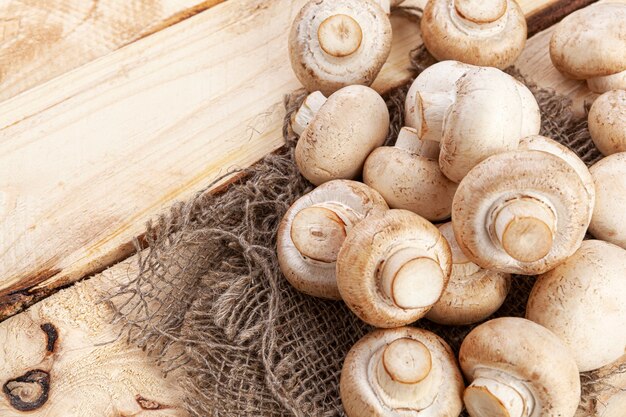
[104,42,612,417]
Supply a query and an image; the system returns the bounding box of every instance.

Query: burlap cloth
[107,25,615,417]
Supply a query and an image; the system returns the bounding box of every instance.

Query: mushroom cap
[586,70,626,94]
[336,209,452,328]
[550,3,626,80]
[289,0,392,96]
[452,150,591,275]
[420,0,527,69]
[519,135,595,220]
[589,90,626,156]
[363,144,457,222]
[439,67,536,183]
[426,223,510,326]
[341,327,464,417]
[459,317,581,417]
[295,85,389,186]
[578,354,626,417]
[589,152,626,249]
[527,240,626,372]
[277,180,388,299]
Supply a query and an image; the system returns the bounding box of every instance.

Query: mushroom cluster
[282,2,626,416]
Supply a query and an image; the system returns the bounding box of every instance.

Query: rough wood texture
[0,259,188,416]
[0,0,597,320]
[0,0,223,102]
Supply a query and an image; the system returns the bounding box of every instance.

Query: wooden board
[0,0,597,319]
[0,0,224,102]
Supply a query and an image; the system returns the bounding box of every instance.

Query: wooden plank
[0,0,224,103]
[0,0,597,319]
[0,259,188,416]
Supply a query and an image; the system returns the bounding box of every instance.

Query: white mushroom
[527,240,626,372]
[452,150,591,275]
[420,0,527,69]
[293,86,389,186]
[550,2,626,93]
[405,62,541,182]
[340,327,464,417]
[363,127,457,221]
[460,317,581,417]
[577,354,626,417]
[588,152,626,249]
[289,0,392,96]
[336,209,452,328]
[588,90,626,156]
[277,180,388,299]
[426,222,510,326]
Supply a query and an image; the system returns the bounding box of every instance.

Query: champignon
[363,127,457,221]
[452,150,591,275]
[426,222,510,326]
[578,354,626,417]
[550,3,626,93]
[341,327,464,417]
[420,0,527,69]
[588,152,626,249]
[588,90,626,156]
[277,180,388,299]
[336,209,452,328]
[405,63,541,182]
[289,0,392,96]
[527,240,626,372]
[293,86,389,186]
[460,317,581,417]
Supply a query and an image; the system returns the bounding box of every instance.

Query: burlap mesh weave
[106,39,616,417]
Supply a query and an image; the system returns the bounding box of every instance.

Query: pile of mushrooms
[282,1,626,416]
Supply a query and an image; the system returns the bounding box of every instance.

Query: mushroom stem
[413,90,456,143]
[379,246,445,309]
[490,197,556,263]
[374,338,438,409]
[290,202,358,263]
[587,70,626,94]
[395,127,441,159]
[450,0,508,34]
[292,91,327,136]
[317,14,363,58]
[465,378,526,417]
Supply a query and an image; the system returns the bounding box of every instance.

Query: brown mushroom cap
[289,0,392,96]
[527,240,626,372]
[336,209,452,328]
[295,86,389,186]
[452,150,591,275]
[426,222,510,326]
[420,0,527,69]
[460,317,581,417]
[340,327,464,417]
[277,180,388,299]
[363,127,458,221]
[589,90,626,156]
[589,152,626,249]
[550,3,626,92]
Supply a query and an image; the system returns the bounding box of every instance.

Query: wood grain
[0,0,597,319]
[0,0,224,102]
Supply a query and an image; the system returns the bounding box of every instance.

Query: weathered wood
[0,0,597,320]
[0,0,223,102]
[0,259,188,416]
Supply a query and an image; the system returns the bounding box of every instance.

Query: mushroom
[340,327,464,417]
[405,62,541,182]
[526,240,626,372]
[550,3,626,93]
[425,222,510,326]
[336,209,452,328]
[578,354,626,417]
[459,317,581,417]
[420,0,527,69]
[289,0,392,96]
[293,86,389,186]
[277,180,388,300]
[363,127,457,221]
[588,152,626,249]
[452,150,591,275]
[588,90,626,156]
